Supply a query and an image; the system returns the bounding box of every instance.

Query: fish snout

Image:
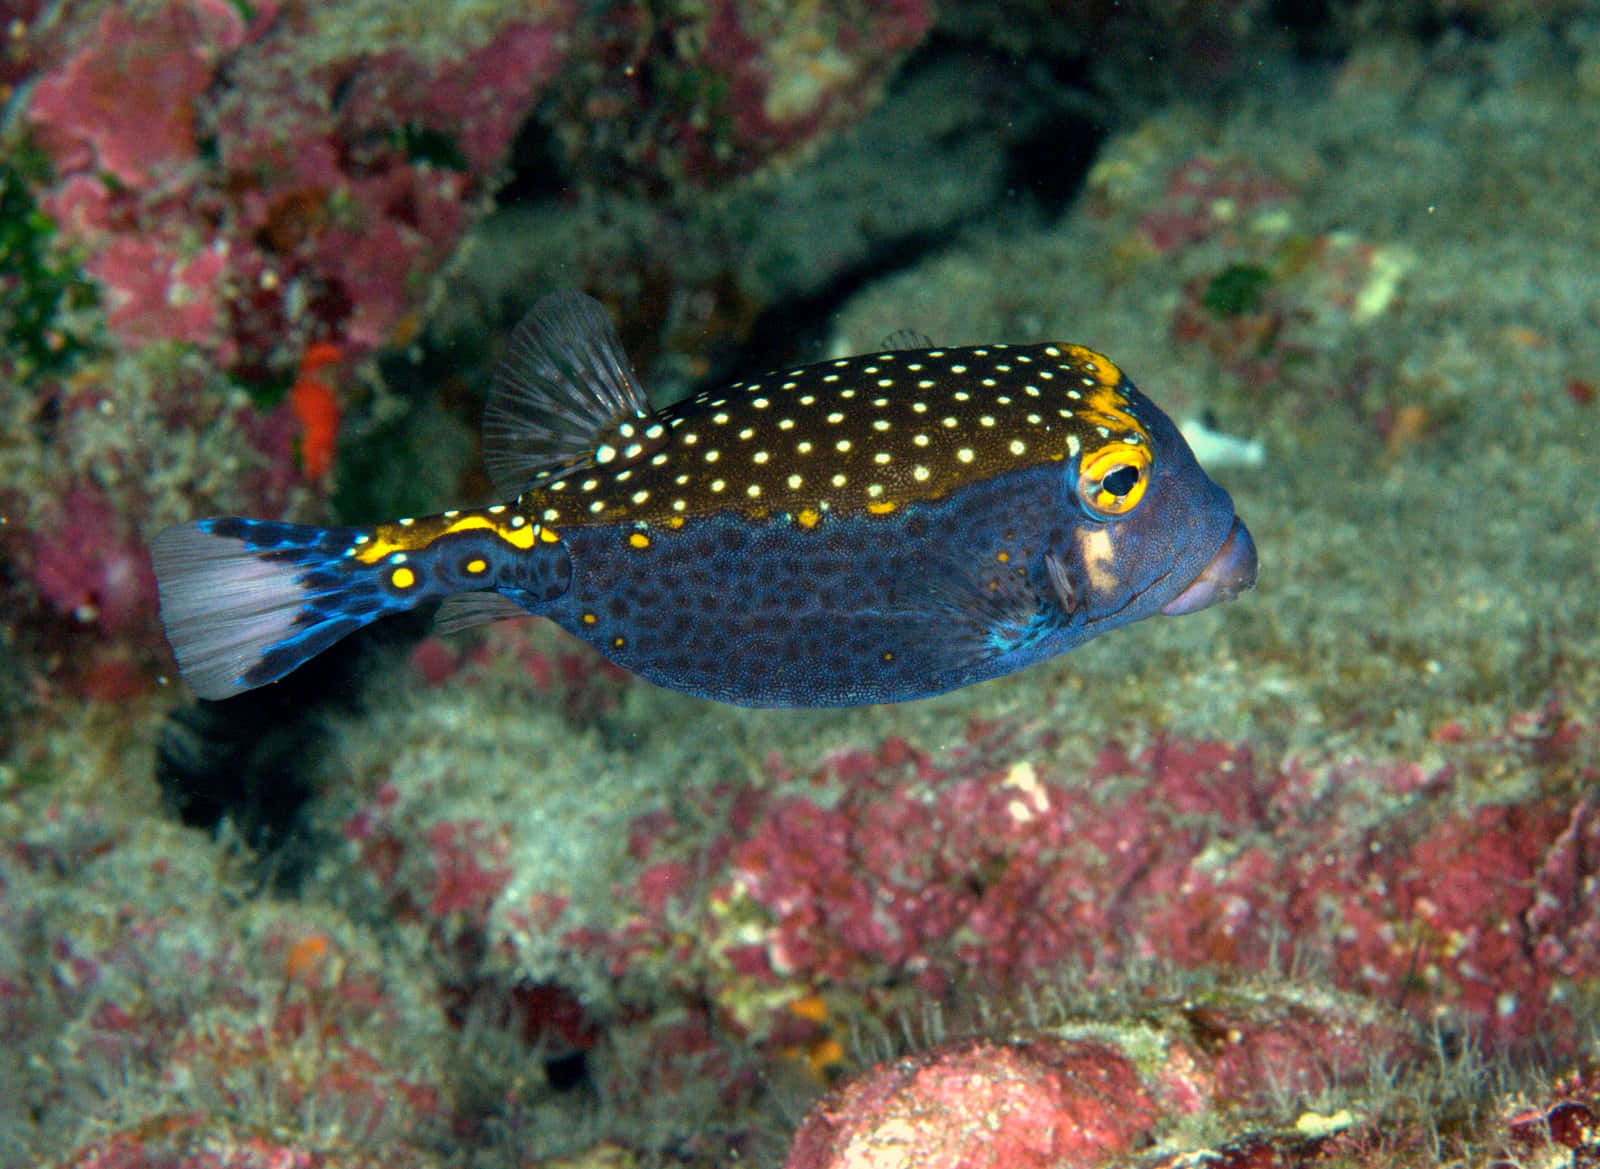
[1161,517,1258,616]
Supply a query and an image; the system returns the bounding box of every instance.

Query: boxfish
[151,292,1256,707]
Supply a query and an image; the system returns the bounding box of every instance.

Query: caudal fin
[150,518,405,700]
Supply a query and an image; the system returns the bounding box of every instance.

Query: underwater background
[2,1,1599,1166]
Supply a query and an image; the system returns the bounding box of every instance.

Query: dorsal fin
[482,291,652,496]
[879,328,934,352]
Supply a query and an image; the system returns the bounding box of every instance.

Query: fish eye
[1077,445,1150,519]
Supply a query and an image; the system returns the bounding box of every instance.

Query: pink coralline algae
[336,21,570,177]
[562,0,933,188]
[25,0,577,376]
[95,233,234,352]
[785,1036,1161,1169]
[27,484,158,634]
[694,0,932,175]
[406,622,635,722]
[1135,1070,1600,1169]
[342,784,518,945]
[533,707,1598,1064]
[1502,1081,1600,1165]
[55,1113,447,1169]
[422,818,516,926]
[1131,155,1295,256]
[26,1,248,190]
[786,991,1600,1169]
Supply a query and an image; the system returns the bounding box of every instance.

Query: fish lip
[1161,517,1258,616]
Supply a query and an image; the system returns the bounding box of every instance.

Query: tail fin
[150,518,415,700]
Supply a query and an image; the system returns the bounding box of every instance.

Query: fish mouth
[1161,517,1258,616]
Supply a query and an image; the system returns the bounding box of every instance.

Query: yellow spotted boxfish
[151,291,1256,706]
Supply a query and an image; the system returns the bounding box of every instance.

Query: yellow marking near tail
[354,511,539,564]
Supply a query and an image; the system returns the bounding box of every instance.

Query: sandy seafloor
[5,13,1600,1169]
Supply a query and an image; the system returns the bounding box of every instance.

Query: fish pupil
[1103,464,1141,496]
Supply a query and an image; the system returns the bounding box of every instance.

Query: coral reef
[3,4,1600,1168]
[24,0,575,372]
[476,709,1595,1057]
[0,797,457,1166]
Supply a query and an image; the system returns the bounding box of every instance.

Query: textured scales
[151,291,1256,705]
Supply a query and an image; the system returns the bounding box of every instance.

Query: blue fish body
[152,292,1255,706]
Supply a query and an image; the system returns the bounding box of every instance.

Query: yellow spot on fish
[629,532,651,549]
[583,612,598,625]
[796,507,821,529]
[867,500,897,515]
[466,558,487,574]
[390,566,416,589]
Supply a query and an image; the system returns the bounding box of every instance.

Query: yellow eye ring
[1078,444,1150,518]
